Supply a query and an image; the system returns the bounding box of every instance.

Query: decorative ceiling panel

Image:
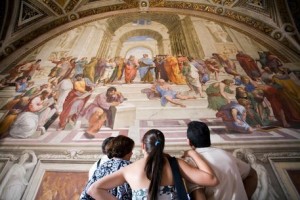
[41,0,64,15]
[14,0,48,32]
[64,0,81,12]
[54,0,69,7]
[238,0,271,17]
[0,0,299,64]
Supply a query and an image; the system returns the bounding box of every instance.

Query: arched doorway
[125,46,153,59]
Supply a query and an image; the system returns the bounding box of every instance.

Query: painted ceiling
[0,0,299,68]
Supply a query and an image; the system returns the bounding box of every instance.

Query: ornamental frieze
[0,1,297,62]
[224,10,274,34]
[42,0,64,15]
[65,0,81,13]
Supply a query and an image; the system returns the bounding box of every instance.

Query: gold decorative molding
[1,1,298,64]
[224,10,274,34]
[211,0,237,6]
[78,3,131,18]
[65,0,81,12]
[123,0,165,7]
[42,0,64,15]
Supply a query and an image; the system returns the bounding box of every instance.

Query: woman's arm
[179,150,219,186]
[87,169,126,200]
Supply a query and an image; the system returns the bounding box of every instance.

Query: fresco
[0,16,299,142]
[35,171,87,200]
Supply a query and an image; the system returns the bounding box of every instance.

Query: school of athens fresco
[0,14,299,143]
[0,2,300,198]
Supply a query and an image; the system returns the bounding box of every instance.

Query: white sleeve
[88,162,98,180]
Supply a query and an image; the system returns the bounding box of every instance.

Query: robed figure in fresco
[138,54,155,83]
[206,79,234,111]
[83,57,97,83]
[124,55,139,84]
[216,101,254,133]
[212,53,240,78]
[81,87,125,138]
[58,74,91,130]
[164,55,186,84]
[236,51,261,80]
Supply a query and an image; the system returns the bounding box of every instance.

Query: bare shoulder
[124,158,146,173]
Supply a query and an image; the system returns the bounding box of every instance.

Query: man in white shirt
[183,121,257,200]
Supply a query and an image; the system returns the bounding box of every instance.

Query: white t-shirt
[88,155,110,179]
[186,147,251,200]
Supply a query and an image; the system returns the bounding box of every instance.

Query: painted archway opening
[125,46,153,59]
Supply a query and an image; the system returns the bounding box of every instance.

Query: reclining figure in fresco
[151,79,196,107]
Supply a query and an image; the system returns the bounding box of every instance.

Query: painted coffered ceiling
[0,0,299,66]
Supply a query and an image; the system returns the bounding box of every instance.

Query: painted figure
[83,57,97,83]
[164,55,186,84]
[236,51,261,80]
[10,90,56,138]
[58,74,91,130]
[81,87,125,136]
[138,54,155,83]
[212,53,240,78]
[206,79,234,111]
[152,79,196,107]
[181,60,205,98]
[124,55,139,84]
[216,101,254,133]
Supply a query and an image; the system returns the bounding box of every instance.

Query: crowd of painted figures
[0,50,300,139]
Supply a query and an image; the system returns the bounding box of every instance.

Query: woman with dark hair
[87,129,218,200]
[88,136,115,179]
[80,135,135,200]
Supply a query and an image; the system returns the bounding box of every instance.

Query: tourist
[87,129,218,199]
[88,136,115,179]
[80,135,135,200]
[183,121,257,199]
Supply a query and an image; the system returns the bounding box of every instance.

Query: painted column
[69,23,98,60]
[191,18,218,58]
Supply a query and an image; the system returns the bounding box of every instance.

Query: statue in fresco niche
[233,149,279,200]
[0,150,37,200]
[205,21,229,43]
[58,28,80,49]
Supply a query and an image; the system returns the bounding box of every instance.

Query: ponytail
[142,129,165,200]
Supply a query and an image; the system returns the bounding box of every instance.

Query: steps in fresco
[0,71,238,129]
[80,81,238,128]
